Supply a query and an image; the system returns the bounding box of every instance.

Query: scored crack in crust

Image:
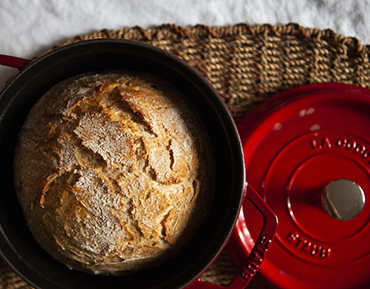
[13,71,215,275]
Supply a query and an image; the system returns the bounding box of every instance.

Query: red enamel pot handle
[0,54,32,70]
[187,184,277,289]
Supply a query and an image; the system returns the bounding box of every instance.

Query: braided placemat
[1,22,370,289]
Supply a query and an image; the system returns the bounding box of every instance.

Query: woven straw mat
[1,22,370,289]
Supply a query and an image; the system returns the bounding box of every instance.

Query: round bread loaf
[13,71,214,275]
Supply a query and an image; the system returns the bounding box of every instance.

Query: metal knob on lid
[322,179,365,221]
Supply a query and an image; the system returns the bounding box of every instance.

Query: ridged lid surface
[229,83,370,289]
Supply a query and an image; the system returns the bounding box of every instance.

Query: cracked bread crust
[13,71,215,275]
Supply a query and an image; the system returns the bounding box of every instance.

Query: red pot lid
[228,83,370,289]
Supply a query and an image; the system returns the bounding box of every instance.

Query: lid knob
[322,179,365,221]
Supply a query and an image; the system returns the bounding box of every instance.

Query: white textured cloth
[0,0,369,88]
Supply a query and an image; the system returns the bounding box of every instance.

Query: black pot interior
[0,39,244,289]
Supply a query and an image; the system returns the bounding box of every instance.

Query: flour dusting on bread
[13,71,215,275]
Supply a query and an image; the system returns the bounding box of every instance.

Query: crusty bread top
[13,71,214,275]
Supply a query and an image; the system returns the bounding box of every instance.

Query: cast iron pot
[0,39,277,289]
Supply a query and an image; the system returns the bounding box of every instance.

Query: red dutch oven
[0,39,277,289]
[228,83,370,289]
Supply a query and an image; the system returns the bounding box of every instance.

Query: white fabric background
[0,0,369,88]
